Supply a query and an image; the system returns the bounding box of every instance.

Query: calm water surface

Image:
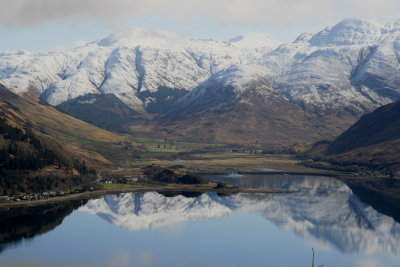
[1,174,400,267]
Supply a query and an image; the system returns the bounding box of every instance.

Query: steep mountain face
[1,19,400,143]
[79,176,400,254]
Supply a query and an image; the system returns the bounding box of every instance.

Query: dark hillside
[327,100,400,155]
[56,93,138,132]
[0,118,96,195]
[302,100,400,176]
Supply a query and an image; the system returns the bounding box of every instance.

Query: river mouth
[1,174,400,267]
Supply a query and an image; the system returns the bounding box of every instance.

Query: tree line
[0,118,96,195]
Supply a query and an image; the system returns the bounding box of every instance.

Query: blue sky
[1,0,399,51]
[0,17,311,51]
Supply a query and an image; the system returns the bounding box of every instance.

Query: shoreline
[2,168,398,209]
[0,185,296,208]
[199,170,346,177]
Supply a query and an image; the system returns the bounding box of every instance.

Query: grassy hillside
[0,88,122,144]
[328,139,400,172]
[302,100,400,176]
[132,87,355,145]
[327,100,400,155]
[0,84,136,168]
[327,100,400,174]
[2,85,125,141]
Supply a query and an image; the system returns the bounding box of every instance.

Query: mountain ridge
[3,19,400,113]
[1,19,400,143]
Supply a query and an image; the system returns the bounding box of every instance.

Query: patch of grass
[133,137,218,150]
[63,189,74,194]
[99,183,136,190]
[199,183,218,188]
[134,151,181,159]
[190,152,265,160]
[130,137,225,159]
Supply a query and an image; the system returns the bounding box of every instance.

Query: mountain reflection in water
[79,176,400,255]
[0,200,87,253]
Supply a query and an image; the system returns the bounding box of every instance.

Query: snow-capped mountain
[1,19,400,143]
[0,27,279,112]
[155,19,400,143]
[271,19,400,113]
[2,19,399,113]
[79,176,400,254]
[164,18,400,115]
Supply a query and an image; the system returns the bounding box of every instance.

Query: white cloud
[1,0,400,29]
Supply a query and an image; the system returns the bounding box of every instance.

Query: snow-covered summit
[0,26,282,109]
[0,19,400,118]
[309,18,400,46]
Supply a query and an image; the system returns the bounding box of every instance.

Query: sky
[0,0,399,51]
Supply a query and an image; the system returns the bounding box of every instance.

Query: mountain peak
[1,19,400,144]
[293,32,313,43]
[309,18,400,46]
